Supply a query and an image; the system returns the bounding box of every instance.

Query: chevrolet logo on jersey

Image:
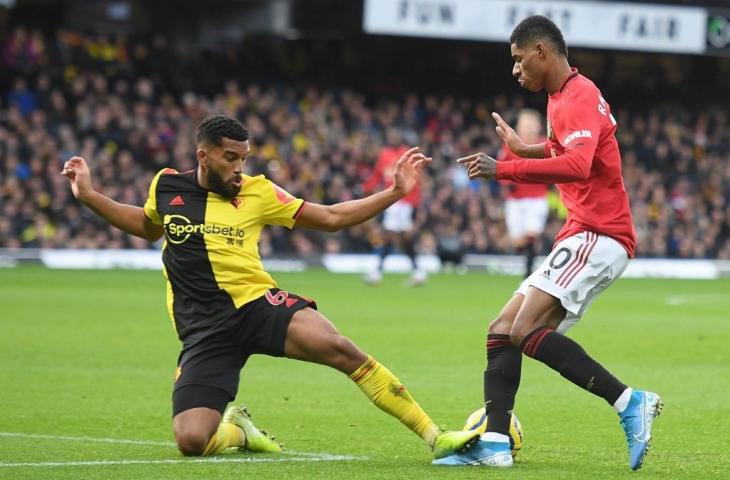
[163,214,245,245]
[563,129,593,146]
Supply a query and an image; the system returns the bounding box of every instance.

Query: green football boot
[432,430,481,459]
[222,405,282,453]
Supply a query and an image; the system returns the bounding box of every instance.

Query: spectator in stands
[0,27,728,262]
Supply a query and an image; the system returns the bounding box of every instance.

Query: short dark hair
[196,115,249,146]
[510,15,568,57]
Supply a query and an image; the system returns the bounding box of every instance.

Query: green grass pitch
[1,266,729,479]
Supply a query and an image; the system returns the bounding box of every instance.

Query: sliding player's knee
[175,426,211,456]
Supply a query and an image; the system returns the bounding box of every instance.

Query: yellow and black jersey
[143,168,305,339]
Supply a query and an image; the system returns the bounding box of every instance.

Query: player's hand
[457,152,498,180]
[391,146,431,196]
[61,156,94,201]
[493,112,527,156]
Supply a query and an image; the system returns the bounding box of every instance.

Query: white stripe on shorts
[556,231,599,288]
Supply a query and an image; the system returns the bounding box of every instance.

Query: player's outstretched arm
[61,156,164,241]
[458,148,591,184]
[294,147,431,232]
[493,112,546,159]
[457,152,499,180]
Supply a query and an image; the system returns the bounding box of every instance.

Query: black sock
[484,334,522,434]
[521,327,627,405]
[524,239,536,278]
[378,243,391,271]
[403,238,417,270]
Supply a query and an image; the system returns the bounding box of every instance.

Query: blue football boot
[619,390,663,470]
[432,439,512,467]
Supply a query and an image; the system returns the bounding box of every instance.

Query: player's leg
[438,295,525,466]
[523,197,549,279]
[173,392,280,456]
[401,231,417,270]
[378,231,394,272]
[172,388,231,456]
[284,306,478,457]
[505,199,530,278]
[483,294,523,441]
[171,338,278,456]
[363,224,385,284]
[436,293,564,466]
[512,287,662,469]
[522,235,536,278]
[512,232,662,470]
[364,229,392,285]
[511,239,627,403]
[285,307,435,439]
[402,230,427,285]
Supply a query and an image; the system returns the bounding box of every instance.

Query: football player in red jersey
[363,128,427,286]
[497,109,549,278]
[435,16,661,470]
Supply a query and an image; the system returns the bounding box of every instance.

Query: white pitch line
[665,293,730,306]
[0,455,366,468]
[0,431,176,447]
[0,431,368,467]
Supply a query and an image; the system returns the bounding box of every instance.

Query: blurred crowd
[1,26,729,259]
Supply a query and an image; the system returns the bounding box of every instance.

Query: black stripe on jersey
[293,201,307,219]
[154,171,236,339]
[560,71,580,93]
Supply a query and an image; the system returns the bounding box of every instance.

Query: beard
[207,168,241,199]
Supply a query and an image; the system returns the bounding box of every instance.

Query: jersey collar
[559,67,579,93]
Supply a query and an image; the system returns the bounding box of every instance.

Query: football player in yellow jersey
[62,115,478,461]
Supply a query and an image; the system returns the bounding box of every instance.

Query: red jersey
[496,69,636,257]
[498,143,549,199]
[362,145,421,206]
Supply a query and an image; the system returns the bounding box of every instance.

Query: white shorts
[505,197,549,239]
[382,201,414,232]
[516,231,630,333]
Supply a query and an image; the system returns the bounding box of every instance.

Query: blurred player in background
[435,16,662,470]
[62,115,478,460]
[363,128,427,286]
[498,109,549,278]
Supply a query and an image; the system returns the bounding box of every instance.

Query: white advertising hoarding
[364,0,707,54]
[0,249,724,279]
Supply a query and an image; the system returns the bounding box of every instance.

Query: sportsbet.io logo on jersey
[163,214,245,245]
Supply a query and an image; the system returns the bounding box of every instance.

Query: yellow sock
[202,423,245,456]
[350,356,439,447]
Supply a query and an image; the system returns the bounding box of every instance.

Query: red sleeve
[543,141,552,158]
[497,145,516,189]
[497,150,591,183]
[497,91,600,184]
[497,144,511,162]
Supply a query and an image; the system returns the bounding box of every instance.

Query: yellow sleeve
[260,177,305,228]
[143,168,176,225]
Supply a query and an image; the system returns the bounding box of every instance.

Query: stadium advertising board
[364,0,707,54]
[0,249,725,279]
[706,8,730,56]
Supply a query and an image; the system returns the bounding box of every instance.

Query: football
[462,407,524,457]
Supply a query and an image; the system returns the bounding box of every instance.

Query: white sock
[481,432,510,443]
[613,387,633,413]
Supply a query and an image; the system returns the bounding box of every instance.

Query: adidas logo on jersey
[542,269,551,278]
[169,195,185,206]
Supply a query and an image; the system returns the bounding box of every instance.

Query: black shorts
[171,288,316,415]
